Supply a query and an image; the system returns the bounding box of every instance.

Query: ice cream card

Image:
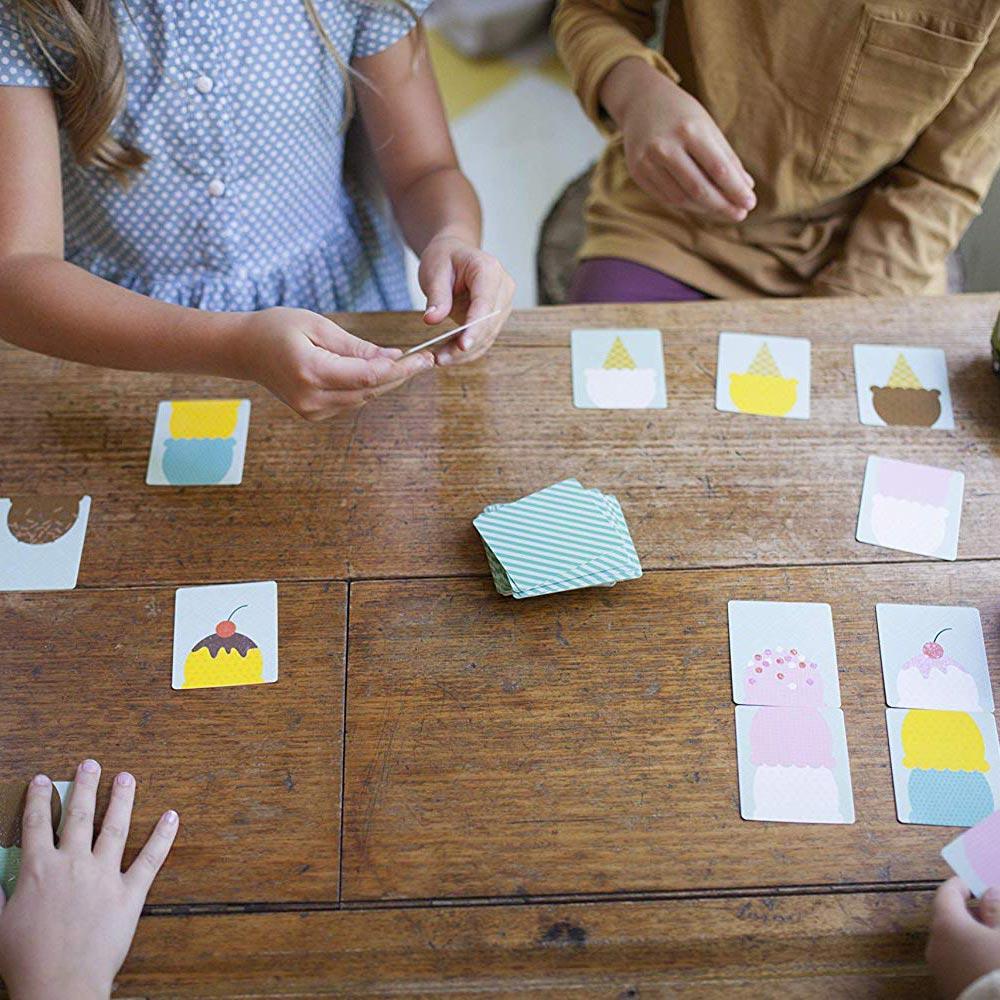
[942,810,1000,897]
[886,709,1000,827]
[856,456,964,560]
[876,605,993,712]
[172,581,278,690]
[728,600,841,708]
[715,333,810,419]
[571,329,667,409]
[853,345,954,429]
[0,496,91,591]
[735,706,855,823]
[147,399,251,486]
[0,780,72,898]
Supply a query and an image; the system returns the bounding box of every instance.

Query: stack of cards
[0,495,91,591]
[473,479,642,599]
[878,604,999,827]
[729,600,855,824]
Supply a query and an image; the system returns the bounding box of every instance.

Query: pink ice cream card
[735,706,856,824]
[942,810,1000,896]
[856,456,964,560]
[728,600,841,708]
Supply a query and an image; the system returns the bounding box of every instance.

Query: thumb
[980,887,1000,928]
[420,259,454,326]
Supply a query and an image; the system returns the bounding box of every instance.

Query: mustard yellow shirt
[552,0,1000,298]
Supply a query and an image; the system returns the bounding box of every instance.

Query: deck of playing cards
[473,479,642,599]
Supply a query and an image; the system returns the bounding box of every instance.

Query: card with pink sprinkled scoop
[942,809,1000,896]
[728,600,841,708]
[856,456,964,560]
[876,604,993,712]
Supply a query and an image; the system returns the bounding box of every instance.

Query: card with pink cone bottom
[942,809,1000,896]
[735,706,855,824]
[856,456,964,560]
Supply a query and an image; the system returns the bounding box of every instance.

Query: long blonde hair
[11,0,416,184]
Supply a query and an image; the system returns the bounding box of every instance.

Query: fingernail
[32,773,50,787]
[116,772,134,787]
[163,809,179,825]
[420,355,435,370]
[461,337,475,352]
[81,759,100,773]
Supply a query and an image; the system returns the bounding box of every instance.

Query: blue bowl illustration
[162,437,235,485]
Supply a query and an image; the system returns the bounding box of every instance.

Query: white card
[735,706,855,823]
[571,329,667,409]
[876,604,993,712]
[172,581,278,690]
[0,496,91,591]
[715,332,810,419]
[728,600,841,708]
[856,456,964,560]
[147,399,251,486]
[886,708,1000,826]
[853,345,954,429]
[942,810,1000,897]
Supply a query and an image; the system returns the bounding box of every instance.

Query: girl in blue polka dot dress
[0,1,514,420]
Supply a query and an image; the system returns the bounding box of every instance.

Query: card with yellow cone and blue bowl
[147,399,251,486]
[474,479,642,599]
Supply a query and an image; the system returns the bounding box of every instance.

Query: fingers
[19,773,56,858]
[309,350,432,393]
[308,317,397,362]
[59,759,100,854]
[94,771,135,868]
[933,877,976,929]
[979,887,1000,928]
[667,148,748,221]
[688,129,755,213]
[124,809,179,899]
[421,263,455,327]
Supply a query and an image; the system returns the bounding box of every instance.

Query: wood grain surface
[0,582,346,903]
[2,295,997,588]
[110,890,935,997]
[2,295,998,996]
[343,563,1000,902]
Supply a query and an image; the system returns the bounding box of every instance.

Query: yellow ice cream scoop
[729,343,798,416]
[902,709,989,772]
[169,400,241,439]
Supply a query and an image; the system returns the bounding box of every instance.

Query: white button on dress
[207,178,226,197]
[194,75,214,94]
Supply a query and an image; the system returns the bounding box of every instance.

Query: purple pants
[569,257,709,304]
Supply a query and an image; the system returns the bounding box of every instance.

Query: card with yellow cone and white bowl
[571,329,667,409]
[715,333,811,420]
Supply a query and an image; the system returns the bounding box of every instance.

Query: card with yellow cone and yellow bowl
[715,333,811,420]
[147,399,251,486]
[172,581,278,691]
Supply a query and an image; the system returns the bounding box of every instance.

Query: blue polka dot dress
[0,1,430,312]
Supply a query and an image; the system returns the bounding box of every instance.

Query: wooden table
[2,294,999,997]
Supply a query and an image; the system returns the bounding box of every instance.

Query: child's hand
[604,57,756,223]
[418,235,515,367]
[0,762,178,1000]
[238,308,434,421]
[927,878,1000,999]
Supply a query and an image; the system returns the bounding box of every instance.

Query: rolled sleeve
[351,0,430,60]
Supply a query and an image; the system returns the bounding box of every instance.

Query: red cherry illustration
[215,605,248,639]
[922,628,952,660]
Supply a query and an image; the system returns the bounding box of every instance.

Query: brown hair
[12,0,417,185]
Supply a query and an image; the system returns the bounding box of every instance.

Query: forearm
[391,166,481,255]
[0,254,246,376]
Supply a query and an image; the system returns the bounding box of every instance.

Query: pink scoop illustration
[896,628,982,711]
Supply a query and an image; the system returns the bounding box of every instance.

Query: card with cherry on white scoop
[876,604,993,712]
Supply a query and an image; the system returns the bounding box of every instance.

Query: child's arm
[0,88,432,420]
[355,35,515,367]
[927,878,1000,1000]
[0,762,178,1000]
[552,0,755,222]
